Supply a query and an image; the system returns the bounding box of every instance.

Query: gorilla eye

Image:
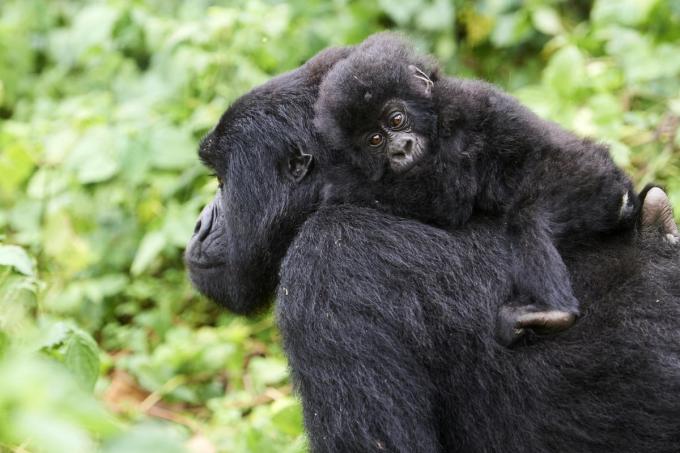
[368,133,384,147]
[388,112,405,129]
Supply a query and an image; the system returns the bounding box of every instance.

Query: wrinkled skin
[185,47,680,452]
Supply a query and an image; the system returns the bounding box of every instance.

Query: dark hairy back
[278,204,680,452]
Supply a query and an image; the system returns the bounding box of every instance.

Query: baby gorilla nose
[388,137,413,160]
[401,137,414,152]
[397,137,413,153]
[387,136,421,173]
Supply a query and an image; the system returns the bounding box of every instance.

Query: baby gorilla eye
[388,111,405,129]
[368,133,384,147]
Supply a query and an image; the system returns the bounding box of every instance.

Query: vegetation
[1,0,678,451]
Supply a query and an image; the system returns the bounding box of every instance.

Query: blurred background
[0,0,679,451]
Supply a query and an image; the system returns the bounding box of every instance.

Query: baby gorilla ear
[408,64,434,97]
[281,147,314,183]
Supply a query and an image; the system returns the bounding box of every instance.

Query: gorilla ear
[284,147,314,183]
[408,64,434,98]
[640,186,679,243]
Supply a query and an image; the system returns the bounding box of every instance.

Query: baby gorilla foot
[495,304,577,347]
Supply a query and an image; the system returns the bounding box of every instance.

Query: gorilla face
[185,47,352,314]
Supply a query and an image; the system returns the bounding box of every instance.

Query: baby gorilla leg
[551,173,638,241]
[496,214,579,346]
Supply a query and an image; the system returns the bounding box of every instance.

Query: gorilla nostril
[194,204,216,242]
[404,139,413,152]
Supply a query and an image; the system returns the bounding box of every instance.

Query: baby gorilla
[314,33,638,345]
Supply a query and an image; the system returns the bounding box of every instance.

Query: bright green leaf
[130,231,166,276]
[64,330,100,392]
[542,45,586,97]
[532,7,563,35]
[0,244,35,276]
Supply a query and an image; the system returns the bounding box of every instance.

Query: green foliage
[0,0,678,451]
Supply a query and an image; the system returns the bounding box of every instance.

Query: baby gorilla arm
[492,160,637,346]
[496,208,580,345]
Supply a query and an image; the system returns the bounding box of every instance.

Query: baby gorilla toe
[495,304,577,347]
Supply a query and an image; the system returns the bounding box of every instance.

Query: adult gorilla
[185,48,680,452]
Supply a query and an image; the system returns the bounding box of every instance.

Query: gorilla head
[184,47,352,314]
[314,33,440,180]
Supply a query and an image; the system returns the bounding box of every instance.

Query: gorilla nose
[390,138,413,159]
[194,203,215,242]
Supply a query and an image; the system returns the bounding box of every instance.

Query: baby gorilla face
[362,100,429,174]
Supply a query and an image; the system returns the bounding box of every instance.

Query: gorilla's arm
[278,203,680,453]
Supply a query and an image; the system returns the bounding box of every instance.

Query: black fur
[278,204,680,453]
[185,46,353,314]
[186,45,680,452]
[313,33,639,339]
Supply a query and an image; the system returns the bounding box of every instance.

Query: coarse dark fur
[278,202,680,453]
[186,45,353,314]
[185,46,680,452]
[313,33,639,343]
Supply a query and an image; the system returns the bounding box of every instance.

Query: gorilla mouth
[186,259,226,270]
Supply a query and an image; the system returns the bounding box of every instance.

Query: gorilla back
[278,203,680,452]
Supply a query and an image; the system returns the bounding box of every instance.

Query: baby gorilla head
[314,33,440,180]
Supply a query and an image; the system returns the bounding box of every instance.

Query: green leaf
[66,126,120,184]
[149,126,196,170]
[38,321,72,350]
[271,397,304,436]
[102,423,187,453]
[64,329,100,392]
[542,46,586,97]
[377,0,423,25]
[592,0,659,26]
[416,0,454,32]
[607,140,631,168]
[130,231,166,276]
[532,7,563,35]
[0,244,35,276]
[490,11,532,48]
[248,357,289,392]
[0,141,35,195]
[14,412,94,453]
[26,168,70,199]
[0,330,9,357]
